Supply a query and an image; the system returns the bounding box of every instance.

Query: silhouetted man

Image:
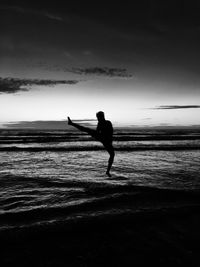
[68,111,115,177]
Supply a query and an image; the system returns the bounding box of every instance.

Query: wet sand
[1,204,200,267]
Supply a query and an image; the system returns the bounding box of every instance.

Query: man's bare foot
[68,117,72,125]
[106,171,111,177]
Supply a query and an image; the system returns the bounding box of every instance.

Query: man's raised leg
[68,117,97,138]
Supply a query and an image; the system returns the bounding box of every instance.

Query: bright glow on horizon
[0,82,200,128]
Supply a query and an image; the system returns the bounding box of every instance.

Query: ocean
[0,127,200,231]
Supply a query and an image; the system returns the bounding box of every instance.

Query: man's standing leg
[104,143,115,177]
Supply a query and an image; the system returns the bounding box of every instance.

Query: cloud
[0,77,80,94]
[44,12,64,22]
[141,118,152,120]
[24,63,133,80]
[152,105,200,110]
[69,67,133,78]
[0,5,64,22]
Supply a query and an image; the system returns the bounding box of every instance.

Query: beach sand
[1,203,200,266]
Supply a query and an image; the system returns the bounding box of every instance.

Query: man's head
[96,111,105,122]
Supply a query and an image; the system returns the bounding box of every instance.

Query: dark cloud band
[153,105,200,110]
[69,67,133,78]
[0,77,80,94]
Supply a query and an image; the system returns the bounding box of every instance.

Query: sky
[0,0,200,128]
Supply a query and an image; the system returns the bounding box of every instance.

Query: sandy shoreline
[1,204,200,267]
